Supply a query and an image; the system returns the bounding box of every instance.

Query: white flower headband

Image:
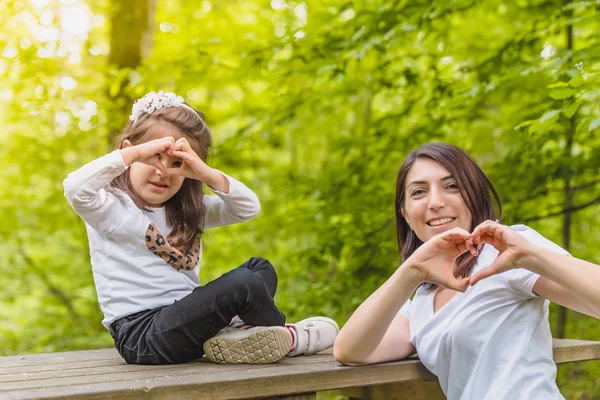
[129,91,196,124]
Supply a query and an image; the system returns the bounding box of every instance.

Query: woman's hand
[406,227,477,292]
[469,220,534,285]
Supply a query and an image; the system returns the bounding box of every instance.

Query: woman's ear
[401,208,413,230]
[121,139,132,149]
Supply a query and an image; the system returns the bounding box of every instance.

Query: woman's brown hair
[395,143,502,286]
[108,105,211,254]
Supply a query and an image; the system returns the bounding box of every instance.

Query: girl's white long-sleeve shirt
[64,150,261,329]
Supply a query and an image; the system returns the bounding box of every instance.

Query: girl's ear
[121,139,132,149]
[401,208,413,230]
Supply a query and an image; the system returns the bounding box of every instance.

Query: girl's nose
[156,159,168,176]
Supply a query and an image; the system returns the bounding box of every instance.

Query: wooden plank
[552,338,600,363]
[334,380,446,400]
[0,352,330,384]
[262,394,316,400]
[0,355,332,389]
[0,339,598,400]
[0,349,121,368]
[0,357,433,399]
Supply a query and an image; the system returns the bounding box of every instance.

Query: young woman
[334,143,600,400]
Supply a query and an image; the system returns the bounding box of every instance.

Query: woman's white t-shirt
[399,225,569,400]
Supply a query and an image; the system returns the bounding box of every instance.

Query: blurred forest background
[0,0,599,397]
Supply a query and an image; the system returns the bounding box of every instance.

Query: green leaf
[549,88,576,100]
[547,81,569,89]
[540,110,561,124]
[568,74,585,88]
[564,103,579,118]
[514,119,535,130]
[589,117,600,132]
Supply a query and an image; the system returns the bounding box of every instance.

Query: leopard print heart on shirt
[145,224,200,271]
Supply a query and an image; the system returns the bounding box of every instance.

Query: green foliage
[0,0,599,397]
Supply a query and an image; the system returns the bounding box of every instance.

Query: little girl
[64,91,338,365]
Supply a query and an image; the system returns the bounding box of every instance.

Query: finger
[166,168,186,177]
[453,239,472,257]
[147,138,174,155]
[175,137,189,146]
[442,227,472,242]
[470,267,496,286]
[445,277,470,292]
[471,220,501,242]
[174,138,192,152]
[171,150,196,161]
[149,158,166,174]
[469,261,505,286]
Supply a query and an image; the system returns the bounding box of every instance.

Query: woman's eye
[411,189,425,197]
[447,183,459,190]
[173,161,183,168]
[156,153,162,160]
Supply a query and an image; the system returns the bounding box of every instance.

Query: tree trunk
[107,0,157,143]
[556,19,575,339]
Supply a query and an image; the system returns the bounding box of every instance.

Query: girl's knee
[247,256,273,268]
[246,257,277,277]
[228,268,265,292]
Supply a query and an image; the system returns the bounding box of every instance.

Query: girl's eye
[173,161,183,168]
[156,153,162,160]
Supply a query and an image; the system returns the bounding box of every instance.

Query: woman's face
[401,158,472,242]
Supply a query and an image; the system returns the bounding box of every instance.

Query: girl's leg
[112,257,286,364]
[241,256,278,298]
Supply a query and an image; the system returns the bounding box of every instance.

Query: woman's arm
[333,266,420,365]
[335,228,475,365]
[470,221,600,319]
[529,252,600,319]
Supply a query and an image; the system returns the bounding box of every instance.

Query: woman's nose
[428,189,445,209]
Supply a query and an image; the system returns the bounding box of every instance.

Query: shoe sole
[203,326,292,364]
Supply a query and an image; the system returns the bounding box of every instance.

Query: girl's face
[124,121,186,207]
[401,158,472,242]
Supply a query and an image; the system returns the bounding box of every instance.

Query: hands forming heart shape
[408,220,533,292]
[130,137,211,181]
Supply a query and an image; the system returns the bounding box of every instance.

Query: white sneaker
[203,325,292,364]
[287,317,339,357]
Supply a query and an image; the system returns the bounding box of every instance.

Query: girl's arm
[166,137,260,229]
[63,150,129,228]
[64,137,175,230]
[202,175,261,229]
[335,228,476,365]
[471,221,600,319]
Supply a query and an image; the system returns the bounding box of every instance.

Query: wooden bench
[2,339,599,400]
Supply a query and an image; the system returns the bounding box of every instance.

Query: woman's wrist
[515,242,542,273]
[398,261,425,290]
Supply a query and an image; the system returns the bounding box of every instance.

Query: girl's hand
[121,137,175,174]
[406,227,477,292]
[167,138,212,181]
[469,220,534,286]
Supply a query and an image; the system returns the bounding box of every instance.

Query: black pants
[109,257,286,364]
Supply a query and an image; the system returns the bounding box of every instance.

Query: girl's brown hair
[108,105,211,254]
[395,143,502,286]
